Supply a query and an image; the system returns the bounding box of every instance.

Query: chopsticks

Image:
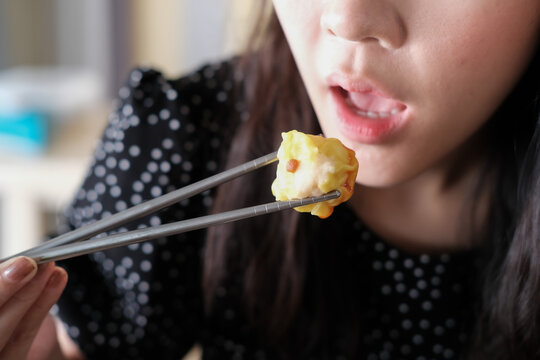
[1,151,340,264]
[31,191,339,264]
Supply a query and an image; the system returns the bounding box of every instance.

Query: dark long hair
[204,4,540,358]
[203,5,323,347]
[468,43,540,358]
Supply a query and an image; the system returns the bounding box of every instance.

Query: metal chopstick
[31,191,340,264]
[1,151,278,262]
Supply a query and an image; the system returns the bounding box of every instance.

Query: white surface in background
[183,0,229,71]
[0,67,105,117]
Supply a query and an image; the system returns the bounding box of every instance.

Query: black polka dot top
[55,60,478,360]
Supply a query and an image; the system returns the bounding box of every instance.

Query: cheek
[402,5,540,167]
[273,1,323,75]
[415,5,540,118]
[273,1,322,40]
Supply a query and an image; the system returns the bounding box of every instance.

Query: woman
[1,0,539,359]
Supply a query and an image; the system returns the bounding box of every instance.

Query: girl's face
[273,0,540,187]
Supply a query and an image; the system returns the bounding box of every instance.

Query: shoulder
[115,59,244,129]
[67,59,245,228]
[101,58,245,175]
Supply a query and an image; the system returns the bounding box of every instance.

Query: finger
[27,315,62,360]
[0,257,38,307]
[3,268,67,360]
[0,262,55,351]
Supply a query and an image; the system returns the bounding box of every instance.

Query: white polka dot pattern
[57,62,237,359]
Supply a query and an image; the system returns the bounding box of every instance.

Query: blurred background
[0,0,254,258]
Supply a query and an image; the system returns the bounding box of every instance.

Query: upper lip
[325,71,403,102]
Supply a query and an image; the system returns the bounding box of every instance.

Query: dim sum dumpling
[271,130,358,218]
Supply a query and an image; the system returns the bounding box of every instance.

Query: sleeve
[54,63,236,360]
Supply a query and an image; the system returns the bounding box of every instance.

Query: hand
[0,256,68,360]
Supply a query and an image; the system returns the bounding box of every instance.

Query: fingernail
[46,270,63,288]
[2,257,37,283]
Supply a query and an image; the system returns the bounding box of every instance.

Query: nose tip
[321,1,406,50]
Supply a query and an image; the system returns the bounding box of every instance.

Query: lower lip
[329,87,408,144]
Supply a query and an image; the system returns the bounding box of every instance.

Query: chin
[354,164,418,189]
[355,172,397,189]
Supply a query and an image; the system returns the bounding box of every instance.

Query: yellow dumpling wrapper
[271,130,359,218]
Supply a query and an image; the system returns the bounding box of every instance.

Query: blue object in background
[0,112,48,155]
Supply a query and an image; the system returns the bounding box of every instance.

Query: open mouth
[335,86,406,119]
[329,85,409,143]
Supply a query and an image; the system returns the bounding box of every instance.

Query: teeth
[353,108,402,119]
[355,110,368,117]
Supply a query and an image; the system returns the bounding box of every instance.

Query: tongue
[347,91,403,113]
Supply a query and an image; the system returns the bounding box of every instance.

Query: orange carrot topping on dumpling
[286,159,300,173]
